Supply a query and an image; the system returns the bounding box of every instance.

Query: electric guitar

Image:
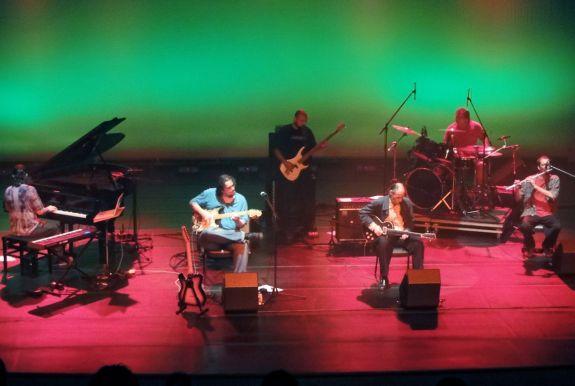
[192,208,262,233]
[364,217,436,242]
[279,122,345,181]
[176,225,207,315]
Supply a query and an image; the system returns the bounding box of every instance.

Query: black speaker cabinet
[335,197,376,242]
[223,272,259,313]
[399,269,441,309]
[553,244,575,275]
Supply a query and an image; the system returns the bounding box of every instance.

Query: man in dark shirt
[272,110,317,243]
[515,156,560,258]
[359,183,424,289]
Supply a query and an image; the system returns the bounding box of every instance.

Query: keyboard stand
[50,233,96,291]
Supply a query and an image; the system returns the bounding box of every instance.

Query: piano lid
[35,117,126,177]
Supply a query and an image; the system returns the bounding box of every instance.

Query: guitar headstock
[181,225,191,243]
[248,209,262,219]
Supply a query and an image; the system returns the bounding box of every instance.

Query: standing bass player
[272,110,318,243]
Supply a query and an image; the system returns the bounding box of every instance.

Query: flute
[504,169,550,190]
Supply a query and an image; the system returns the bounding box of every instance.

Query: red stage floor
[1,222,575,380]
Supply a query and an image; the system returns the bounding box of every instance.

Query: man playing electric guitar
[359,183,425,290]
[189,174,261,273]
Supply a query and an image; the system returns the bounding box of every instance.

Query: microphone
[466,89,470,107]
[387,141,398,152]
[259,191,268,198]
[498,135,510,141]
[413,82,417,101]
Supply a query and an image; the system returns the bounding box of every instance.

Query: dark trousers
[198,228,248,273]
[275,171,316,238]
[375,236,424,278]
[519,215,561,250]
[29,220,59,238]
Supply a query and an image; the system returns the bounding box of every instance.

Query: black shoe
[245,232,264,242]
[522,247,533,259]
[378,276,390,291]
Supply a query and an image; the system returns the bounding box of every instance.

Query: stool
[202,248,235,276]
[2,235,53,280]
[374,246,413,279]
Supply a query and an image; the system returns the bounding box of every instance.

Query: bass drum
[405,165,453,210]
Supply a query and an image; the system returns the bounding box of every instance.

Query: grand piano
[32,117,135,263]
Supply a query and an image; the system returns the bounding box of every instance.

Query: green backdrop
[1,0,574,160]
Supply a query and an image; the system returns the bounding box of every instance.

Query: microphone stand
[466,91,493,210]
[379,85,416,190]
[551,165,575,179]
[388,132,408,182]
[261,185,305,306]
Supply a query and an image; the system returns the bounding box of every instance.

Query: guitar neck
[212,210,251,220]
[300,127,342,164]
[386,229,425,239]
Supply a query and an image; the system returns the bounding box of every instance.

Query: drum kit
[394,125,520,213]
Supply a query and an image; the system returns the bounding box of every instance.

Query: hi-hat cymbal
[392,124,420,136]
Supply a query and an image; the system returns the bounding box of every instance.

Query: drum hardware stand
[378,83,416,189]
[431,188,453,212]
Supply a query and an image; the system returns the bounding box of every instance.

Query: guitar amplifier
[223,272,259,313]
[335,196,379,242]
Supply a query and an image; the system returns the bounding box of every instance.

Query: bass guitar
[176,225,207,315]
[279,122,345,181]
[192,208,262,233]
[365,217,436,242]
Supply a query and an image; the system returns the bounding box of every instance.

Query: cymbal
[392,125,420,136]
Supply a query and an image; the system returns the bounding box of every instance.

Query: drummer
[443,107,491,150]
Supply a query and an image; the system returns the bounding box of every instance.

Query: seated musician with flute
[3,164,59,238]
[513,156,561,258]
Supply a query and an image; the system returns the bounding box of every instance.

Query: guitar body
[364,218,436,242]
[279,147,309,181]
[278,122,345,182]
[192,208,221,233]
[177,272,207,310]
[177,225,207,315]
[192,208,262,233]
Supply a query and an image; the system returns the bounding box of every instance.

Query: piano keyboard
[29,228,94,249]
[53,209,88,219]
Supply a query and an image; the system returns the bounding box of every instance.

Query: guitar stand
[175,272,209,316]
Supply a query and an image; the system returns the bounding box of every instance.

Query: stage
[1,199,575,384]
